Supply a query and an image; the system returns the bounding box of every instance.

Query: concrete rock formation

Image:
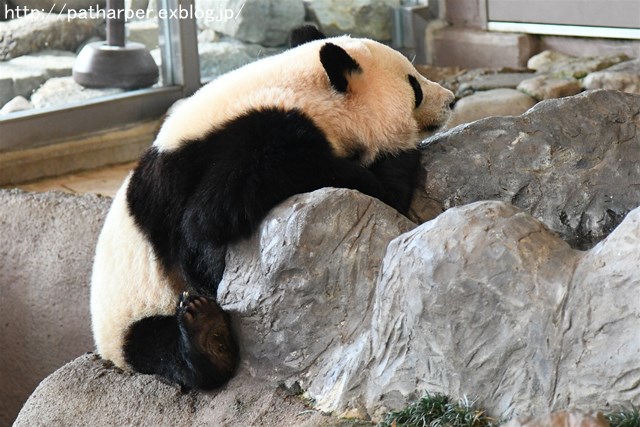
[415,89,640,249]
[0,13,104,60]
[304,0,399,41]
[516,75,582,101]
[197,0,305,47]
[10,90,640,424]
[0,190,111,426]
[583,59,640,95]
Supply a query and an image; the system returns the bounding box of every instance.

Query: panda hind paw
[176,292,227,332]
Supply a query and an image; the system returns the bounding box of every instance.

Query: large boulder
[196,0,305,47]
[583,59,640,95]
[304,0,399,41]
[355,201,640,417]
[14,354,348,427]
[0,190,111,426]
[0,13,104,60]
[412,89,640,249]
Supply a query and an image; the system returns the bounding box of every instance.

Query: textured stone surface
[14,354,351,427]
[197,40,283,79]
[197,0,305,46]
[526,50,629,79]
[527,50,570,71]
[447,88,536,128]
[126,19,159,50]
[219,189,415,382]
[8,172,640,424]
[349,200,639,418]
[517,75,582,101]
[456,72,537,97]
[583,59,640,95]
[361,202,578,416]
[0,50,77,105]
[0,63,46,104]
[30,76,124,109]
[414,89,640,249]
[0,13,104,60]
[305,0,399,41]
[0,190,112,427]
[8,50,76,78]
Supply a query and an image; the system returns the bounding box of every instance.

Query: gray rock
[0,63,47,104]
[14,354,350,427]
[0,13,104,60]
[30,76,124,109]
[197,0,305,47]
[12,0,104,13]
[415,89,640,249]
[554,208,640,409]
[526,49,629,79]
[456,72,537,97]
[362,201,580,417]
[0,95,33,114]
[8,50,76,78]
[517,75,583,101]
[218,188,415,381]
[583,59,640,94]
[198,40,283,79]
[338,200,639,418]
[527,50,570,71]
[304,0,399,41]
[0,190,112,427]
[8,182,640,422]
[126,19,159,50]
[447,88,536,128]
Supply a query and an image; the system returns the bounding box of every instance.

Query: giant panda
[90,25,454,391]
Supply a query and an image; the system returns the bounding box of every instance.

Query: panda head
[157,26,454,165]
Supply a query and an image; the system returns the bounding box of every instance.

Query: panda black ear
[319,43,362,93]
[289,25,326,48]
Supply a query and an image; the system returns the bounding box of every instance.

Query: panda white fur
[91,26,454,390]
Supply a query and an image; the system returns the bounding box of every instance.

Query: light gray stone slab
[526,49,629,79]
[304,0,399,41]
[583,59,640,94]
[8,50,76,78]
[197,0,304,47]
[30,76,123,109]
[517,75,582,101]
[415,89,640,250]
[447,88,536,128]
[0,13,104,60]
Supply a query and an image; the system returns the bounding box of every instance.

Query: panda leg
[123,293,238,390]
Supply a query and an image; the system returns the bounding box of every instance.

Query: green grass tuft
[605,406,640,427]
[377,393,500,427]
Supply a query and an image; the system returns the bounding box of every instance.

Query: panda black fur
[91,26,454,390]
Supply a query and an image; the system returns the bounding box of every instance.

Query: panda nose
[449,99,457,109]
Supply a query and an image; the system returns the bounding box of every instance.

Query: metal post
[73,0,159,89]
[106,0,126,48]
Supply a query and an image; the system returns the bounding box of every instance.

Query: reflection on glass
[0,0,163,116]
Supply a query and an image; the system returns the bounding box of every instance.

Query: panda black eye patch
[408,75,423,109]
